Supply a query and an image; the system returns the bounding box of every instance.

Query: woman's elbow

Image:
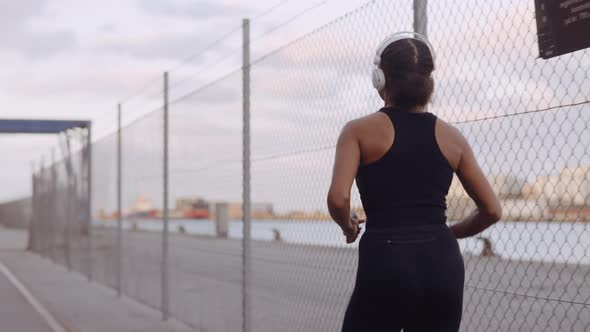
[484,204,502,223]
[327,191,349,210]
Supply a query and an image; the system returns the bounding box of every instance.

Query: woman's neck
[383,102,426,114]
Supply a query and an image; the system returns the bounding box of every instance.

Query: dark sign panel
[535,0,590,59]
[0,120,90,134]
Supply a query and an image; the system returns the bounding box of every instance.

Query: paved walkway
[0,227,193,332]
[0,269,54,332]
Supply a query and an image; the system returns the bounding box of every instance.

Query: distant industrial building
[227,202,274,219]
[490,175,528,199]
[175,196,210,219]
[555,167,590,206]
[446,168,590,222]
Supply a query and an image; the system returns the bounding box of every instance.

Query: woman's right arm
[449,129,502,239]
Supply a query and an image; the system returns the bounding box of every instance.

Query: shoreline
[91,224,590,267]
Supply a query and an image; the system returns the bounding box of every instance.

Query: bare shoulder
[435,116,469,149]
[339,113,378,134]
[433,115,472,170]
[345,112,390,136]
[337,117,362,143]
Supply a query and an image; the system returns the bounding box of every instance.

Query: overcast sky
[1,0,588,214]
[0,0,369,202]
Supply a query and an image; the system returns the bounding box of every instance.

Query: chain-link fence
[29,130,92,279]
[17,0,590,331]
[428,1,590,330]
[90,131,118,290]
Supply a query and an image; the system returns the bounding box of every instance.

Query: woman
[327,32,502,332]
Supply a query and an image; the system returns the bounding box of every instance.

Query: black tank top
[355,106,454,229]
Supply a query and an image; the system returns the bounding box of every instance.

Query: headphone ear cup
[372,67,385,91]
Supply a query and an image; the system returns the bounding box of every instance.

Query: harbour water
[94,218,590,265]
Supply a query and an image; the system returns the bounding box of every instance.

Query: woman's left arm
[327,121,362,242]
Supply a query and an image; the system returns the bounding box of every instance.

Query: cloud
[0,0,76,58]
[98,24,118,33]
[99,0,251,61]
[0,0,44,24]
[1,61,161,100]
[1,30,76,58]
[139,0,247,20]
[92,30,228,60]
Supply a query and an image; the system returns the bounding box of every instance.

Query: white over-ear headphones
[371,31,436,91]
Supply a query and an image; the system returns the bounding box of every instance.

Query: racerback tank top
[355,106,454,229]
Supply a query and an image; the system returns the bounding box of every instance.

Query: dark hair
[379,38,435,108]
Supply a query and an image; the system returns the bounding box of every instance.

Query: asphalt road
[0,271,54,332]
[83,227,590,332]
[0,227,55,332]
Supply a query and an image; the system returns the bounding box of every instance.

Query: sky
[0,0,370,202]
[1,0,589,214]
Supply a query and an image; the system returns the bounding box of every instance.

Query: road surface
[79,227,590,332]
[0,270,54,332]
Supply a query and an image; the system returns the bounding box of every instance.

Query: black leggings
[342,223,465,332]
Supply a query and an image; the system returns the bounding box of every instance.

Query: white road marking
[0,261,67,332]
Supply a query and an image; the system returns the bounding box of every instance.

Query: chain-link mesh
[120,107,164,310]
[90,132,119,290]
[167,70,243,331]
[427,1,590,331]
[29,130,92,279]
[20,0,590,331]
[249,2,414,331]
[70,144,93,278]
[247,1,589,331]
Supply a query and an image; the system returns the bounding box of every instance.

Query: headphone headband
[371,31,436,93]
[373,31,436,68]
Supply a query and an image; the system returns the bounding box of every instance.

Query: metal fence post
[37,158,42,257]
[413,0,428,36]
[162,71,170,320]
[87,123,93,281]
[50,149,56,262]
[40,155,46,259]
[117,103,123,297]
[28,161,35,251]
[242,17,252,332]
[414,0,428,114]
[64,144,72,271]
